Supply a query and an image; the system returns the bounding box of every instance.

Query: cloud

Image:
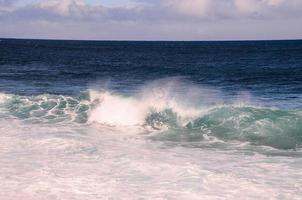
[1,0,145,22]
[0,0,17,6]
[0,0,18,12]
[233,0,302,18]
[0,0,302,40]
[159,0,302,19]
[2,0,302,22]
[163,0,212,18]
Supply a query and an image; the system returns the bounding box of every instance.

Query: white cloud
[163,0,211,18]
[234,0,259,15]
[162,0,302,19]
[3,0,302,21]
[0,0,302,40]
[49,0,84,16]
[265,0,284,6]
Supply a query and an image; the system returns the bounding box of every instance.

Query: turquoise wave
[1,92,301,150]
[147,107,302,150]
[0,93,93,123]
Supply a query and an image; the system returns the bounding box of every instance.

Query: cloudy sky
[0,0,302,40]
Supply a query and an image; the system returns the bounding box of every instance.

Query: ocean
[0,39,301,199]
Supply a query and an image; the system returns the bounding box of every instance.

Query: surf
[0,80,301,150]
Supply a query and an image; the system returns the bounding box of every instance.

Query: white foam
[0,93,10,104]
[0,119,301,200]
[88,81,206,126]
[89,91,147,126]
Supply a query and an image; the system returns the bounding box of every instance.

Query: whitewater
[0,80,301,200]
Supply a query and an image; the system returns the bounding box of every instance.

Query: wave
[0,92,93,123]
[0,80,301,150]
[147,107,302,150]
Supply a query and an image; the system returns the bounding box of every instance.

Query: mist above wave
[89,80,302,150]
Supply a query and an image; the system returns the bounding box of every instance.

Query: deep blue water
[0,39,302,109]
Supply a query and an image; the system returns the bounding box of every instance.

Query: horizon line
[1,37,302,42]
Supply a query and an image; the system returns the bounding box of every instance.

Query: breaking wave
[0,81,301,150]
[0,92,93,124]
[147,107,302,150]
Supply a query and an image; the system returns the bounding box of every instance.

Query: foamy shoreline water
[1,120,301,200]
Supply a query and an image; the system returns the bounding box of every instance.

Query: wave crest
[149,106,302,150]
[1,80,301,150]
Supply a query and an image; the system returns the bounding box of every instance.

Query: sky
[0,0,302,40]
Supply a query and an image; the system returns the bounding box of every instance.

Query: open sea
[0,39,302,199]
